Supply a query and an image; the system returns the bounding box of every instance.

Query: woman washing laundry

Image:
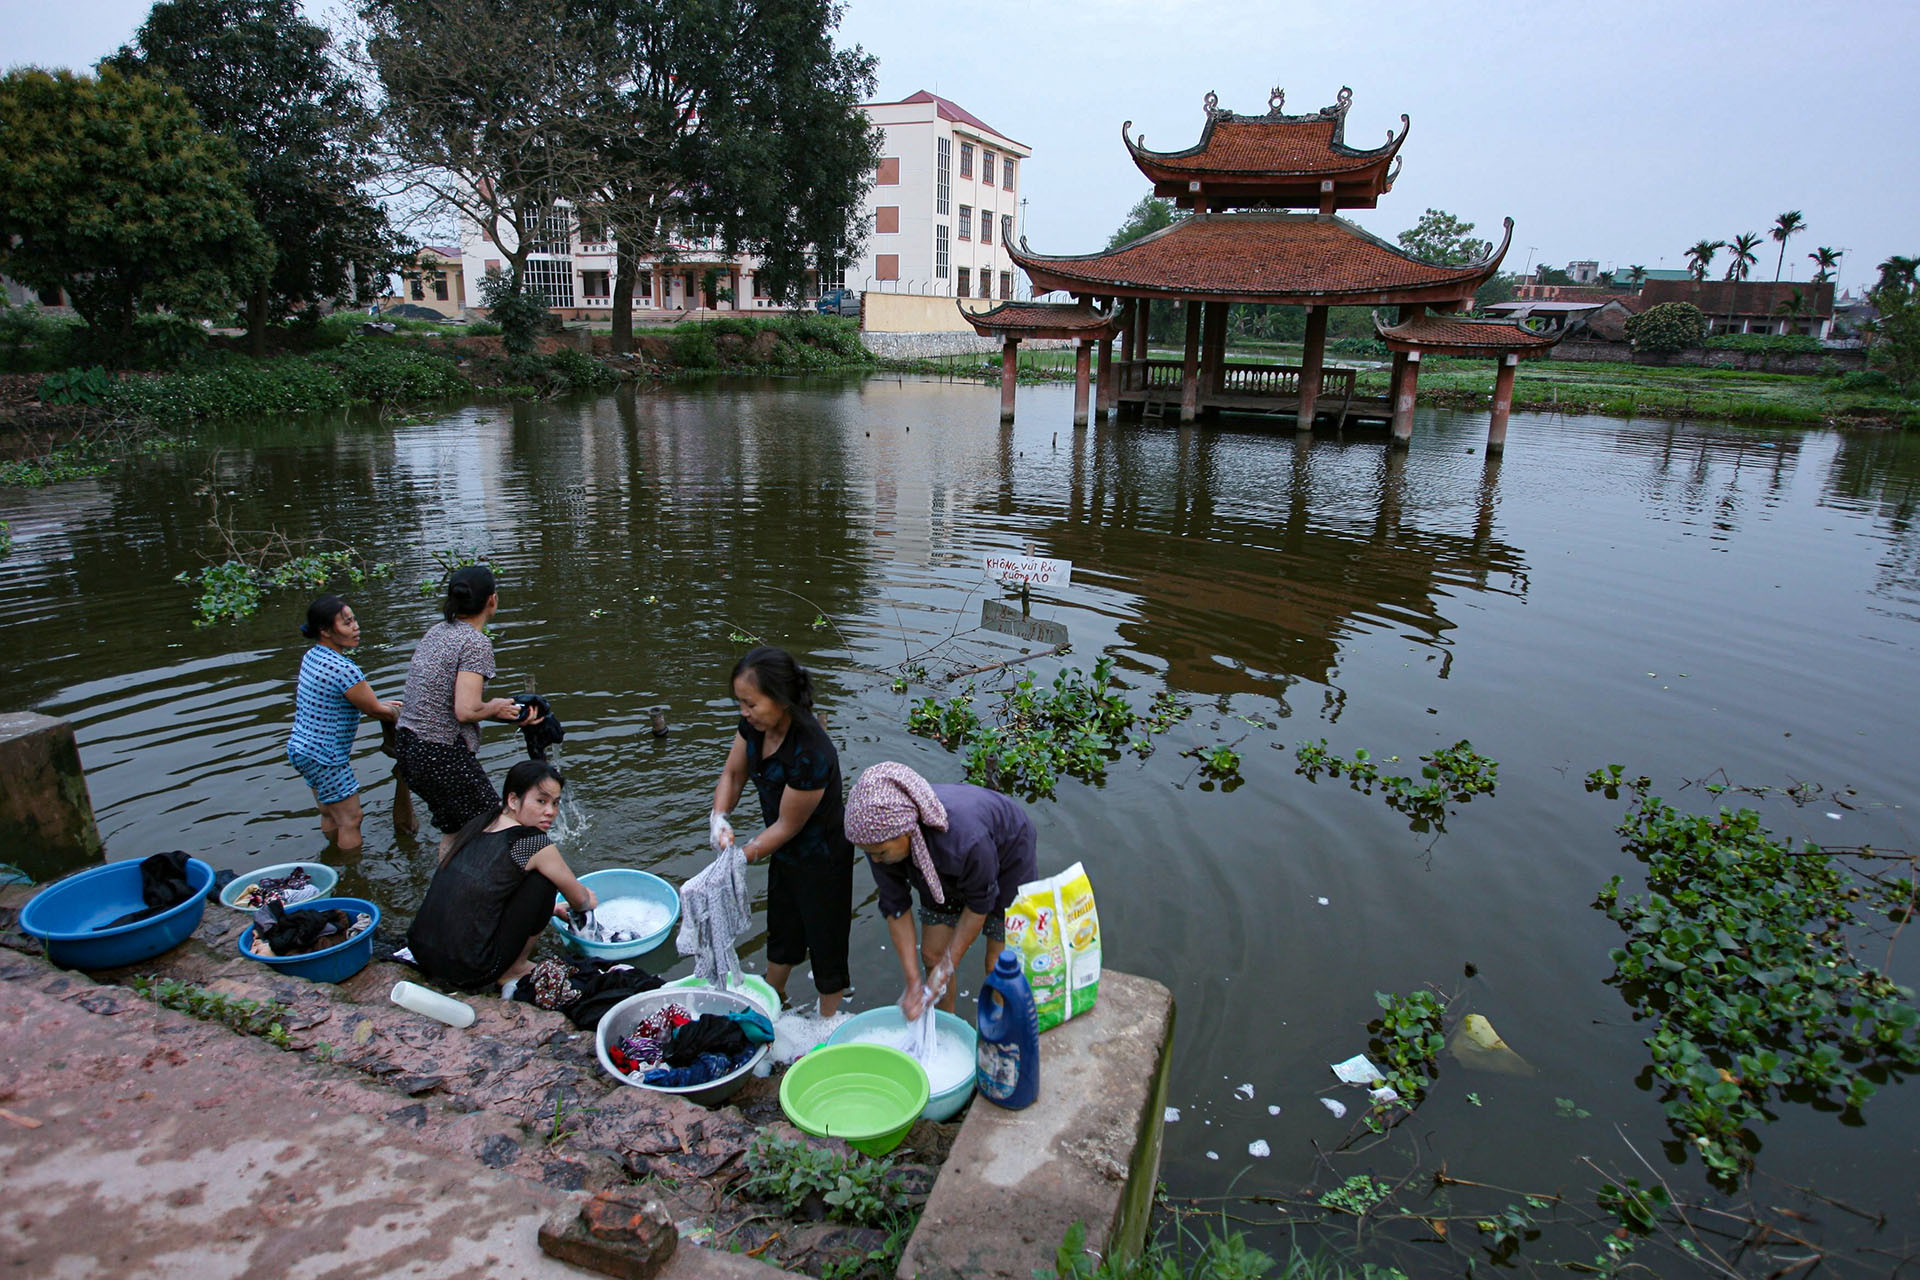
[407,760,596,992]
[285,595,402,853]
[845,762,1038,1020]
[392,565,544,856]
[709,647,854,1015]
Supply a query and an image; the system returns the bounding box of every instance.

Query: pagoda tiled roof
[1126,86,1406,208]
[1010,213,1511,307]
[962,300,1121,338]
[1372,311,1563,356]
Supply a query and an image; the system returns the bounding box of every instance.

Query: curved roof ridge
[1123,85,1410,174]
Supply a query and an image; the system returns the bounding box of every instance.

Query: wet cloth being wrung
[514,694,566,761]
[675,843,751,984]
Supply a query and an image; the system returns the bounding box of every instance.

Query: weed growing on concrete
[737,1135,908,1228]
[129,975,293,1048]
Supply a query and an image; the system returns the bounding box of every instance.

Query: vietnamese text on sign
[984,554,1073,587]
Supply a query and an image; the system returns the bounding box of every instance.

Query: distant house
[1566,260,1599,284]
[1638,279,1834,338]
[1485,294,1646,339]
[379,245,465,318]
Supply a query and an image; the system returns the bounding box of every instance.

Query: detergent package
[1003,861,1101,1032]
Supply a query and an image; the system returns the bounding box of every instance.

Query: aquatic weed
[1294,739,1498,833]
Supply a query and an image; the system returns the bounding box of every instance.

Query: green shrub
[1836,369,1895,393]
[544,347,615,392]
[39,366,113,405]
[128,313,210,368]
[463,320,503,337]
[325,339,469,402]
[0,303,82,372]
[708,314,758,338]
[1703,333,1822,355]
[1624,302,1706,354]
[106,357,348,423]
[672,327,721,369]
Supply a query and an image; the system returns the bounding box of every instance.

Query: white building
[851,91,1031,302]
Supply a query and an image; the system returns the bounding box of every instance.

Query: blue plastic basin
[829,1006,979,1121]
[549,869,679,960]
[19,857,215,971]
[238,896,380,983]
[218,861,339,911]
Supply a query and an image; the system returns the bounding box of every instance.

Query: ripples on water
[4,380,1918,1262]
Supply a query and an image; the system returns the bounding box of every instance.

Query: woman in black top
[408,759,596,992]
[710,647,853,1015]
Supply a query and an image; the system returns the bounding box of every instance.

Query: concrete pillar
[1000,339,1019,421]
[1180,301,1201,423]
[0,712,103,882]
[1096,333,1116,416]
[1296,305,1328,432]
[1488,354,1518,454]
[1390,349,1421,447]
[1073,339,1092,427]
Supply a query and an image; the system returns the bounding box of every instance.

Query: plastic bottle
[976,951,1040,1109]
[390,980,476,1029]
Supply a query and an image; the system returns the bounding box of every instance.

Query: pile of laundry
[248,901,371,957]
[232,867,323,911]
[510,957,662,1030]
[606,1002,774,1088]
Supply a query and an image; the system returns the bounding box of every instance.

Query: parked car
[814,288,861,317]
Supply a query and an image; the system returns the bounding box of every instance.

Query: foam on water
[586,896,671,940]
[845,1023,975,1094]
[770,1009,850,1066]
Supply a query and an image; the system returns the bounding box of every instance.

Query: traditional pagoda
[969,85,1554,448]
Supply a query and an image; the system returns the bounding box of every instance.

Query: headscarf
[844,762,948,907]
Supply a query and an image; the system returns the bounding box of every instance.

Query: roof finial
[1321,86,1353,119]
[1202,89,1219,119]
[1267,86,1285,116]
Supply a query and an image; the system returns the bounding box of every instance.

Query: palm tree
[1769,210,1805,282]
[1807,246,1842,283]
[1685,240,1722,282]
[1875,255,1920,295]
[1723,232,1762,281]
[1626,264,1647,290]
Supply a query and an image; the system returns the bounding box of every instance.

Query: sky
[8,0,1916,294]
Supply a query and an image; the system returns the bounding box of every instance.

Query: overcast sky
[10,0,1915,293]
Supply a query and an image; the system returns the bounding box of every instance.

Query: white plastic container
[390,980,476,1029]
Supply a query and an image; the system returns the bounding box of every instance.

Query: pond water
[4,377,1918,1269]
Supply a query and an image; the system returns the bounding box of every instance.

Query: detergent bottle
[976,950,1040,1109]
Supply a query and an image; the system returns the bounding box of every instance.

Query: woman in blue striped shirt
[287,595,402,852]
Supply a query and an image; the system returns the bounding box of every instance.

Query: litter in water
[1319,1098,1347,1118]
[1316,897,1330,906]
[1267,1104,1281,1115]
[1369,1086,1401,1104]
[1247,1140,1270,1158]
[844,1021,974,1094]
[1205,1150,1219,1161]
[1164,1107,1181,1122]
[1448,1013,1535,1077]
[1331,1054,1385,1085]
[1234,1082,1254,1100]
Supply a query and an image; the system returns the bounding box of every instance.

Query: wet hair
[440,759,564,867]
[731,646,815,720]
[443,564,497,621]
[300,595,350,640]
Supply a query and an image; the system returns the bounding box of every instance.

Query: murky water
[4,377,1918,1268]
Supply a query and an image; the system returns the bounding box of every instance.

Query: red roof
[963,300,1122,338]
[889,90,1026,149]
[1373,312,1562,356]
[1639,279,1834,319]
[1011,213,1510,306]
[1126,87,1405,208]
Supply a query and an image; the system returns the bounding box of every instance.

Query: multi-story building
[850,91,1031,302]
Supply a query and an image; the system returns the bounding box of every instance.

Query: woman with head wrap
[845,762,1038,1019]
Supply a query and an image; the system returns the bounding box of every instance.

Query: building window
[581,269,610,300]
[524,205,571,255]
[434,277,449,301]
[637,271,652,303]
[876,157,900,185]
[935,137,950,215]
[934,224,949,279]
[980,211,992,245]
[1003,157,1015,190]
[524,257,575,308]
[1001,214,1012,247]
[1000,271,1013,300]
[410,277,425,300]
[576,211,607,245]
[958,206,972,240]
[960,141,973,178]
[876,254,900,281]
[957,267,971,296]
[485,259,501,274]
[978,274,990,299]
[982,151,995,186]
[875,205,900,234]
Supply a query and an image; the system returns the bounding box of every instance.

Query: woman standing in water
[393,565,540,855]
[710,647,854,1015]
[286,595,402,853]
[844,761,1038,1018]
[407,759,596,992]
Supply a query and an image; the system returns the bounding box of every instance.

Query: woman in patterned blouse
[286,595,402,852]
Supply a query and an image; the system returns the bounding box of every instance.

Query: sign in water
[984,554,1072,587]
[981,599,1069,647]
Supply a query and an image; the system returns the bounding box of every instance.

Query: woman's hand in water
[710,811,734,852]
[899,982,931,1021]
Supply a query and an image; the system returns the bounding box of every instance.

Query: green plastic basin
[779,1043,930,1156]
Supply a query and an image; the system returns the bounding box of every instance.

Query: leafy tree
[1807,246,1842,283]
[1685,239,1723,282]
[1473,273,1517,312]
[1869,255,1920,392]
[1532,265,1573,287]
[1106,195,1183,250]
[1396,208,1491,266]
[1723,231,1762,281]
[110,0,404,355]
[1623,301,1706,355]
[570,0,882,353]
[1769,210,1805,282]
[1873,255,1918,295]
[0,67,269,364]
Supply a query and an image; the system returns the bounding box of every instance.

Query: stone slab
[0,711,101,879]
[897,970,1175,1280]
